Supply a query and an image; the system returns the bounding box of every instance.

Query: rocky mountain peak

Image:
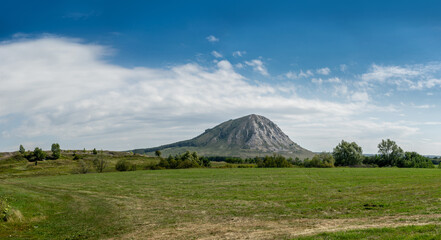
[133,114,312,158]
[194,114,303,152]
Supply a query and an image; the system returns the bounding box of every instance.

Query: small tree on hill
[93,150,107,173]
[33,147,46,165]
[92,148,98,155]
[155,150,162,158]
[333,140,363,166]
[77,160,89,174]
[51,143,61,159]
[19,145,25,155]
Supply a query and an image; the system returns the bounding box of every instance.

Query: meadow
[1,162,441,239]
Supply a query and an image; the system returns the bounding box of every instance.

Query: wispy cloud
[206,35,219,42]
[233,51,246,57]
[328,77,341,83]
[351,92,369,102]
[311,78,323,84]
[245,59,269,76]
[63,11,99,20]
[211,50,222,58]
[285,70,314,79]
[361,63,441,90]
[340,64,347,72]
[316,67,331,75]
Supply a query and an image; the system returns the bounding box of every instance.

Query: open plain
[2,166,441,239]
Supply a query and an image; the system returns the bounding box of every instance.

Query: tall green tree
[33,147,46,165]
[51,143,61,159]
[332,140,363,166]
[19,145,25,154]
[378,139,404,166]
[155,150,162,158]
[402,152,434,168]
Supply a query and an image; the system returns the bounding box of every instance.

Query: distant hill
[132,114,314,159]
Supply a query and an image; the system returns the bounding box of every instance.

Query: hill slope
[133,114,314,159]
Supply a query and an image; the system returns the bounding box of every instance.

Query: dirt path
[111,214,441,240]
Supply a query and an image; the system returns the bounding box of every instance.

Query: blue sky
[1,0,441,154]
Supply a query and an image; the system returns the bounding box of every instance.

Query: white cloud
[285,70,313,79]
[245,59,269,76]
[285,71,296,79]
[235,63,244,69]
[1,36,440,155]
[233,51,246,57]
[333,84,348,96]
[316,67,331,75]
[311,78,323,85]
[211,50,223,58]
[351,92,369,102]
[299,70,314,78]
[361,63,441,90]
[0,36,391,152]
[340,64,347,72]
[206,35,219,42]
[362,64,420,82]
[414,104,434,109]
[328,77,341,83]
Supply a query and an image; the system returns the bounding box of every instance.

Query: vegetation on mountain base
[156,151,211,169]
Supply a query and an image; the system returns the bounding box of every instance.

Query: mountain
[132,114,314,159]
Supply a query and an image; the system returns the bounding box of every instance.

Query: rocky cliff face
[133,114,313,158]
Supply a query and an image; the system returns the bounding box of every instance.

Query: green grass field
[2,166,441,239]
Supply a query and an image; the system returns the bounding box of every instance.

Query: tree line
[257,139,435,168]
[19,143,61,165]
[16,138,436,170]
[155,151,211,169]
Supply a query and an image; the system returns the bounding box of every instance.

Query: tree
[77,160,89,174]
[378,139,404,167]
[92,148,98,155]
[332,140,363,166]
[33,147,46,165]
[402,152,433,168]
[93,150,107,173]
[51,143,61,159]
[19,145,25,155]
[257,154,291,168]
[155,150,162,158]
[310,152,335,168]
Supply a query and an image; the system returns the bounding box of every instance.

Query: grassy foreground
[1,168,441,239]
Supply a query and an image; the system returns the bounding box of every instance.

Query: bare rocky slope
[133,114,314,159]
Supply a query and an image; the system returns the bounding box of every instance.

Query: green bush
[115,160,136,171]
[76,160,89,174]
[0,197,10,221]
[307,152,335,168]
[73,153,83,160]
[155,151,208,169]
[257,154,291,168]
